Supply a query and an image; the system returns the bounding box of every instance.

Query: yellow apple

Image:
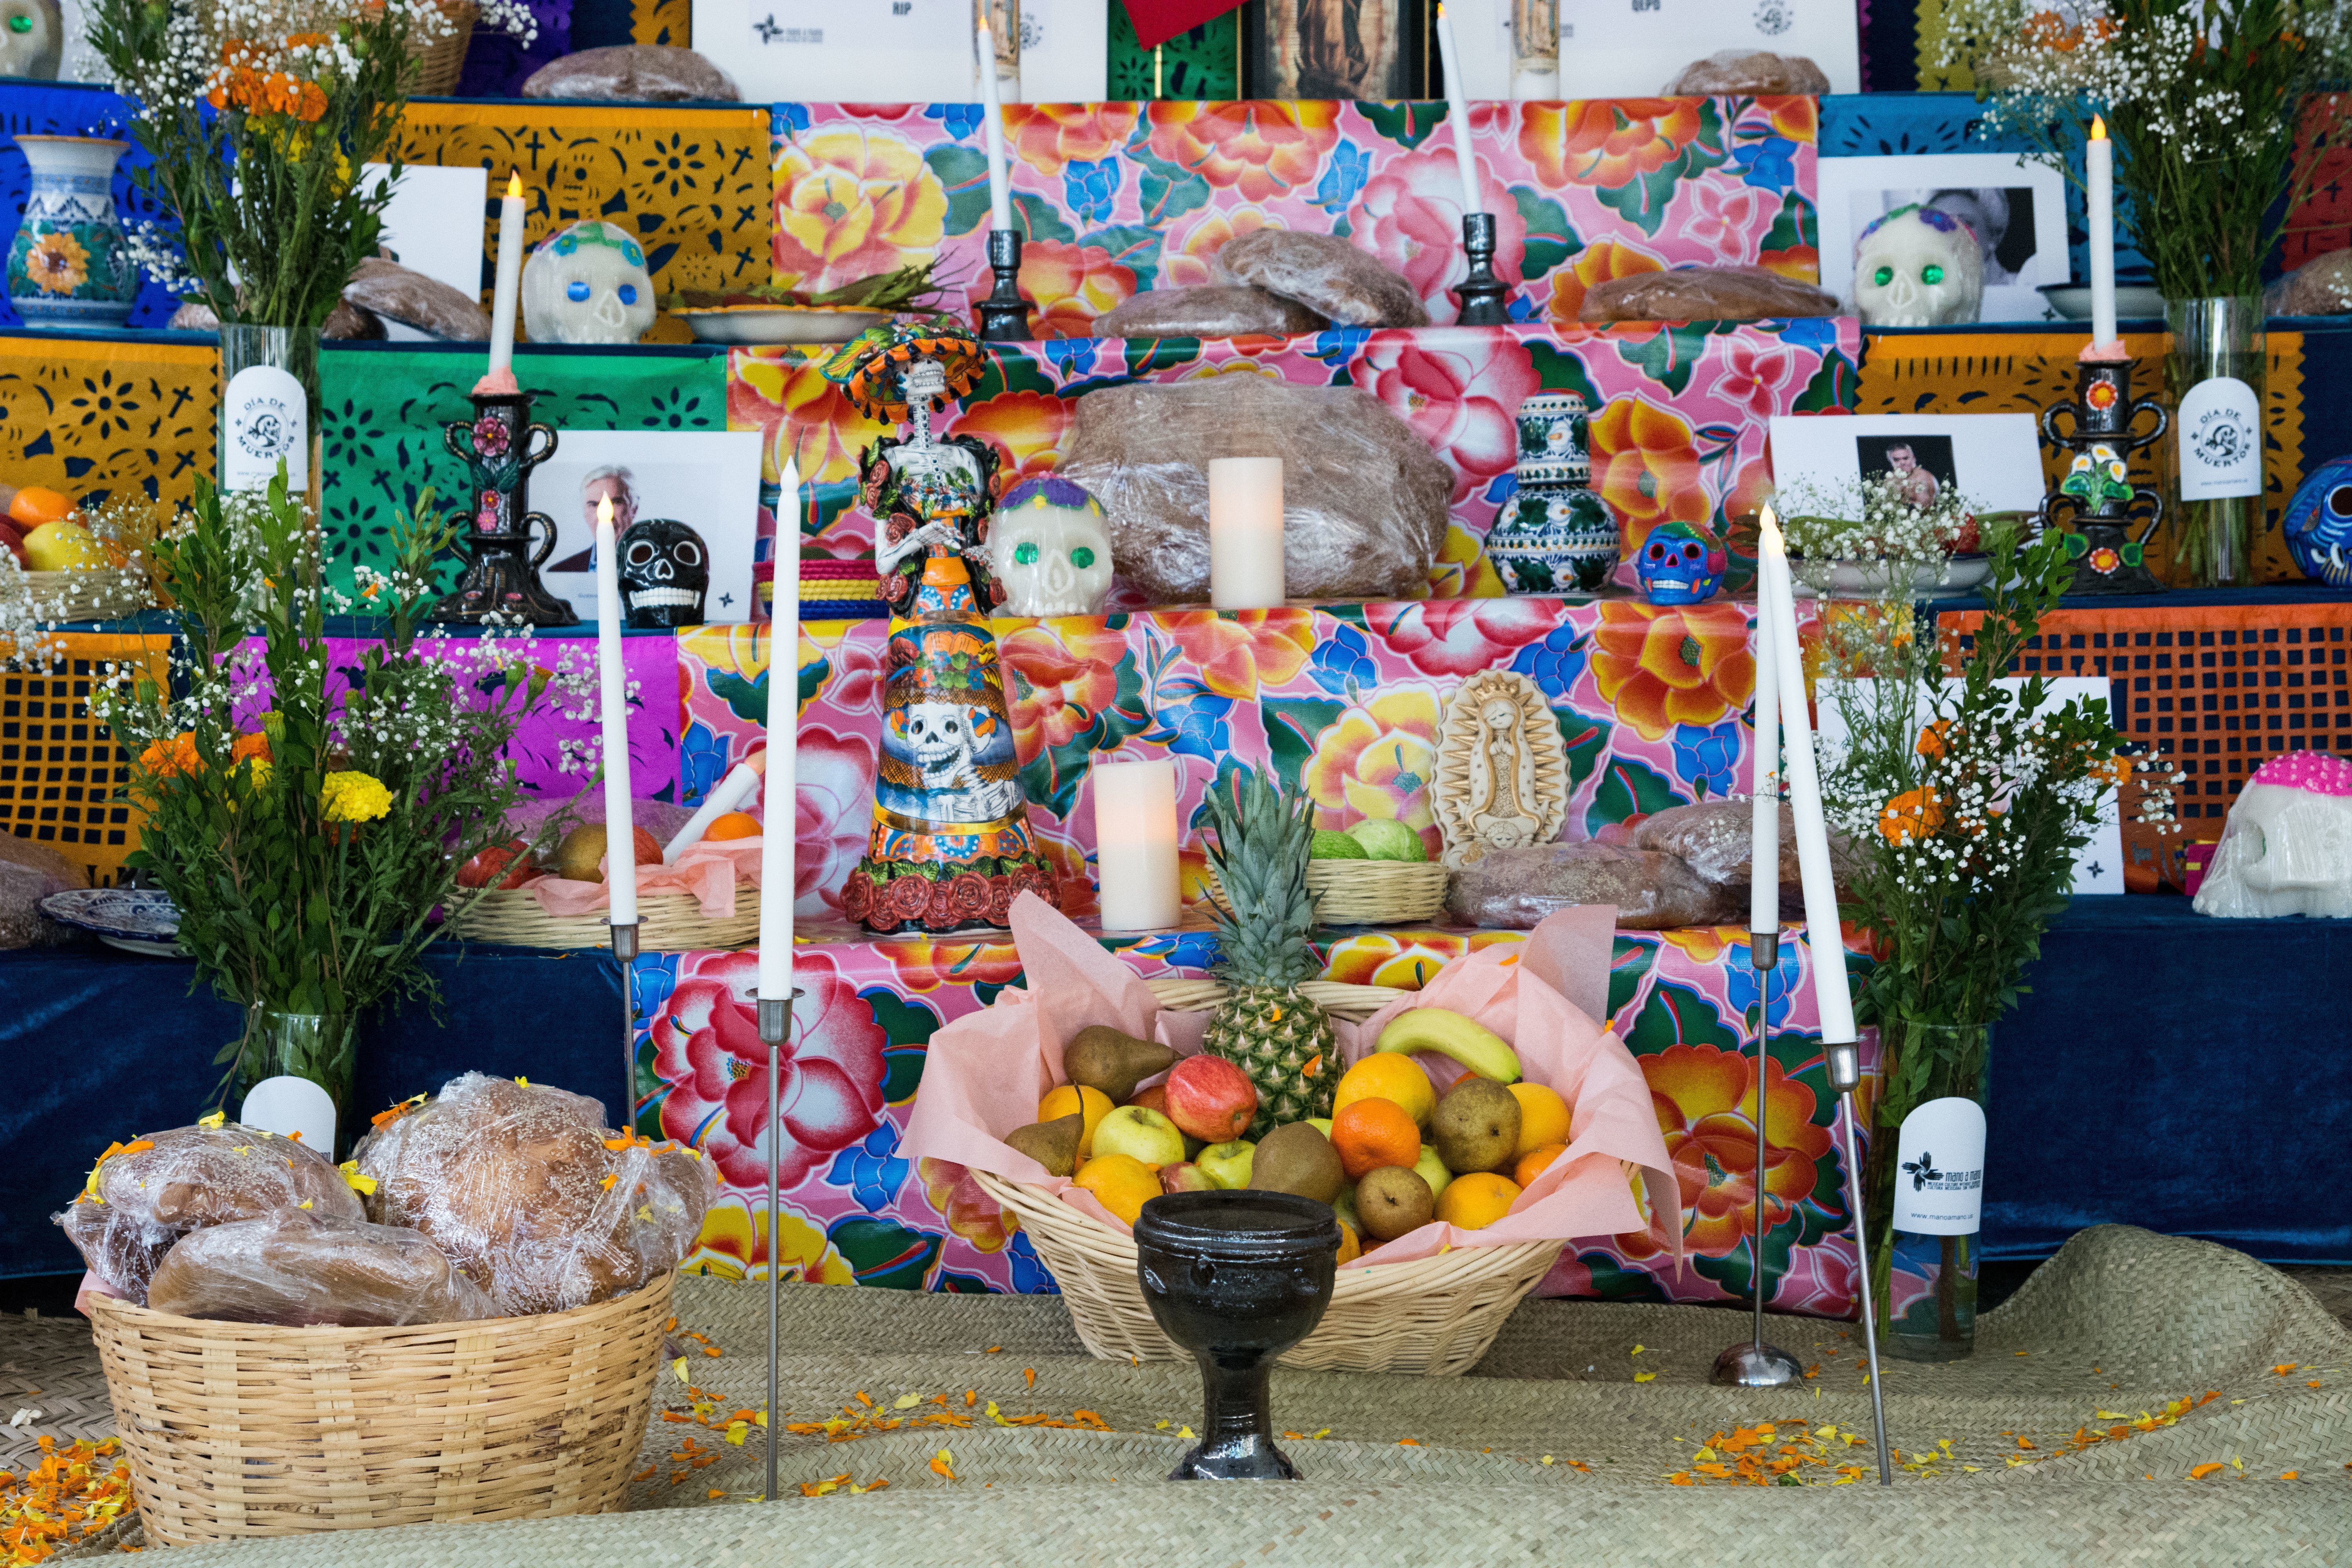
[22,519,104,572]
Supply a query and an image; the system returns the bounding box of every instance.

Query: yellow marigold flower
[320,769,393,823]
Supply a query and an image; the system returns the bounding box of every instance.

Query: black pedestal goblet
[1133,1192,1340,1481]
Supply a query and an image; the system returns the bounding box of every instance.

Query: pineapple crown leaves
[1201,767,1319,989]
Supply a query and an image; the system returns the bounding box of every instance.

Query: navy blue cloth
[0,80,184,328]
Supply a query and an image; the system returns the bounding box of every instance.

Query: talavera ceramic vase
[1486,391,1619,594]
[7,134,136,328]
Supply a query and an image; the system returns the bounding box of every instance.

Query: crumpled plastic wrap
[54,1123,365,1303]
[1095,285,1327,341]
[1443,841,1742,930]
[1662,49,1831,93]
[344,258,489,341]
[146,1209,499,1327]
[0,836,78,949]
[2266,251,2352,316]
[1633,800,1860,915]
[1581,265,1839,323]
[1212,230,1431,328]
[1058,374,1452,604]
[522,44,739,101]
[353,1073,715,1316]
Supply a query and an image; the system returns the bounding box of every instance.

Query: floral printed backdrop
[771,98,1822,331]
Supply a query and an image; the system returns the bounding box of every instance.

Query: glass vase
[217,323,320,497]
[233,1006,357,1156]
[1864,1018,1992,1361]
[2162,295,2266,587]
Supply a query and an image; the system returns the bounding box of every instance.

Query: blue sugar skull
[2284,454,2352,586]
[1634,520,1728,604]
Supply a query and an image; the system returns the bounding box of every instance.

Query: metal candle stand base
[1453,212,1512,326]
[976,230,1031,343]
[1710,930,1806,1389]
[1827,1035,1894,1485]
[759,990,801,1503]
[2041,356,2169,595]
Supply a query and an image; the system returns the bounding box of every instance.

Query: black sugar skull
[618,517,709,628]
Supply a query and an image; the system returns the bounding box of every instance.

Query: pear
[1063,1025,1178,1104]
[1004,1113,1084,1177]
[1251,1122,1346,1204]
[1356,1165,1434,1241]
[1432,1079,1521,1175]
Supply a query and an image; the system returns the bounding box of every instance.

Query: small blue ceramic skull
[1634,521,1728,604]
[2283,454,2352,586]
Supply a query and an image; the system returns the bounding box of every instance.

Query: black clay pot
[1133,1190,1341,1481]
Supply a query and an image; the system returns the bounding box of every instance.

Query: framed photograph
[1817,153,2071,323]
[1556,0,1859,96]
[1241,0,1428,99]
[536,430,763,627]
[1768,414,2047,516]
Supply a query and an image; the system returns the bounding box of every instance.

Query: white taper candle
[1435,5,1484,217]
[1749,516,1779,935]
[2086,115,2118,353]
[758,457,801,1003]
[594,493,637,926]
[486,171,523,378]
[663,756,766,865]
[977,24,1014,234]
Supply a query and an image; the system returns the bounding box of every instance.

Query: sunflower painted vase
[7,135,136,328]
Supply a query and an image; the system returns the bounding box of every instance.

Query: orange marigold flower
[229,731,271,766]
[140,732,200,778]
[1877,788,1947,844]
[1915,720,1951,759]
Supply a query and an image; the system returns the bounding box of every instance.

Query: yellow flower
[320,769,392,822]
[26,231,89,295]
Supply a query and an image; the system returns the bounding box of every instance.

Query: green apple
[1347,818,1427,862]
[1198,1139,1255,1190]
[1309,829,1368,860]
[1332,1181,1361,1236]
[1307,1117,1334,1141]
[1413,1144,1453,1205]
[1091,1105,1187,1169]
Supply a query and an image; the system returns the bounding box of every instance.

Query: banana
[1373,1007,1522,1083]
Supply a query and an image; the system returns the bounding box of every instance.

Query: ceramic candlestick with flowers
[2040,359,2168,595]
[427,394,575,626]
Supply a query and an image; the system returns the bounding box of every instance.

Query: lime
[1346,818,1427,862]
[1309,829,1368,860]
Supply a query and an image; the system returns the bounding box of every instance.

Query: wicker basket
[1205,860,1450,927]
[3,567,149,622]
[407,0,477,95]
[445,886,760,951]
[977,1171,1559,1376]
[1142,972,1406,1023]
[88,1272,673,1545]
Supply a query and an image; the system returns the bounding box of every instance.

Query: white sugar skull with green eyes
[987,475,1113,617]
[520,220,656,345]
[1853,203,1984,328]
[0,0,60,77]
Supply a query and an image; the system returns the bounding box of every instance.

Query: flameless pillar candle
[1093,759,1180,933]
[594,494,637,925]
[1435,5,1483,216]
[1207,457,1285,610]
[977,24,1014,234]
[1757,514,1856,1043]
[477,172,524,395]
[1749,520,1779,935]
[2085,116,2119,355]
[758,457,802,1003]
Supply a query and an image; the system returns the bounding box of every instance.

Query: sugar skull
[617,517,708,628]
[987,475,1112,617]
[521,220,656,345]
[2283,453,2352,586]
[1853,204,1984,328]
[2193,751,2352,919]
[1633,520,1727,604]
[0,0,61,77]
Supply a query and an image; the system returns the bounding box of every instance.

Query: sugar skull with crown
[1634,520,1728,604]
[2193,751,2352,919]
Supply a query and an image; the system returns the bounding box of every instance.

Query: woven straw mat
[36,1226,2352,1563]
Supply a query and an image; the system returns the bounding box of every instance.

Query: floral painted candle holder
[427,392,578,626]
[2041,358,2168,595]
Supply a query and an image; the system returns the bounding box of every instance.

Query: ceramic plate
[2038,283,2166,321]
[675,305,889,346]
[1790,554,1996,599]
[42,886,184,951]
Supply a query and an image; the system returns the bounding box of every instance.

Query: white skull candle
[986,475,1114,618]
[2193,751,2352,918]
[1853,204,1984,328]
[521,220,657,345]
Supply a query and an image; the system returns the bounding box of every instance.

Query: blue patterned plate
[40,887,185,956]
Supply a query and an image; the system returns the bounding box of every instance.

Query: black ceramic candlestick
[2040,356,2169,595]
[1454,212,1511,326]
[1134,1192,1339,1481]
[428,390,577,626]
[976,229,1030,342]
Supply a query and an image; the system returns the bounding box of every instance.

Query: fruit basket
[1142,973,1404,1023]
[3,566,151,622]
[1205,860,1449,927]
[88,1271,672,1544]
[445,886,760,951]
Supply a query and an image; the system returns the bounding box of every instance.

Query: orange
[7,485,73,526]
[1333,1054,1437,1130]
[1073,1153,1161,1225]
[1436,1171,1521,1230]
[1508,1083,1572,1156]
[1513,1143,1567,1190]
[1335,1220,1362,1266]
[1038,1084,1113,1158]
[1329,1097,1420,1180]
[704,811,762,840]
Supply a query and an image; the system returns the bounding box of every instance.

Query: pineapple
[1200,769,1334,1138]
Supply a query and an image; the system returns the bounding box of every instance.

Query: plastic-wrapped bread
[1095,285,1327,341]
[54,1122,365,1304]
[1442,841,1743,929]
[352,1073,716,1316]
[146,1209,498,1327]
[1211,230,1431,328]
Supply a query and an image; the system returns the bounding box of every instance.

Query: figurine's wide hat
[823,313,985,424]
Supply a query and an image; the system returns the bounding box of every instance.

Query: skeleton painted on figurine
[987,475,1113,617]
[1853,204,1985,328]
[1431,670,1567,871]
[894,699,1025,821]
[520,220,657,345]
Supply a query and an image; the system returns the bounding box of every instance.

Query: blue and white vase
[7,134,136,328]
[1486,390,1621,594]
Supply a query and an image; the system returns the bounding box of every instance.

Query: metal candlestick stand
[759,992,798,1502]
[976,229,1031,342]
[612,919,640,1126]
[1453,212,1511,326]
[1827,1035,1893,1485]
[1710,930,1805,1388]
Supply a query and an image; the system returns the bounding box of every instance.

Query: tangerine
[1329,1097,1421,1180]
[1038,1085,1113,1159]
[704,812,762,840]
[1335,1219,1362,1266]
[1507,1083,1572,1155]
[1333,1053,1437,1130]
[1436,1171,1521,1230]
[1073,1154,1160,1225]
[1512,1143,1567,1190]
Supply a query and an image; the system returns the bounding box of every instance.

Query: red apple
[457,837,534,889]
[630,825,663,866]
[1163,1055,1258,1143]
[1127,1084,1169,1114]
[1160,1162,1214,1195]
[0,520,24,568]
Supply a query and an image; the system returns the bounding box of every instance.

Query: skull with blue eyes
[2283,453,2352,586]
[1633,519,1728,604]
[520,219,656,345]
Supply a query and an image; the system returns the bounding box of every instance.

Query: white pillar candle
[483,171,523,387]
[1435,4,1483,216]
[1749,517,1779,935]
[663,755,766,865]
[977,23,1014,233]
[758,458,802,1003]
[1093,759,1180,933]
[2086,115,2118,353]
[1758,515,1856,1044]
[594,494,637,926]
[1207,457,1285,610]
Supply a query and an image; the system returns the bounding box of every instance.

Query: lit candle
[977,23,1014,234]
[758,457,801,1003]
[1207,456,1285,610]
[1093,758,1180,934]
[663,752,767,865]
[594,493,637,927]
[2085,115,2118,355]
[476,171,524,396]
[1749,512,1779,936]
[1435,4,1484,216]
[1758,515,1855,1044]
